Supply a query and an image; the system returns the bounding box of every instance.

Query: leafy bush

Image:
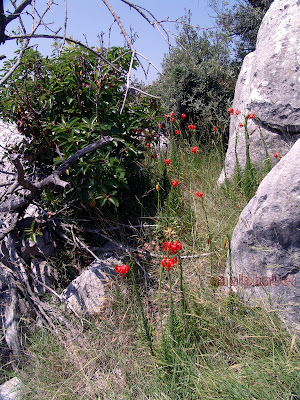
[151,13,237,148]
[0,45,161,208]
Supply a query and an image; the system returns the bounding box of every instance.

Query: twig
[120,50,135,114]
[5,235,56,329]
[0,38,30,86]
[102,0,135,52]
[58,0,68,56]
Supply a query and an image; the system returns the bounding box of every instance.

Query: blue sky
[1,0,217,82]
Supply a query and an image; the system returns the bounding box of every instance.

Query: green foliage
[0,45,161,208]
[24,219,43,243]
[152,12,236,148]
[211,0,274,65]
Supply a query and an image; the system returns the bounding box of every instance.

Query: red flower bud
[115,264,130,277]
[162,240,183,255]
[161,256,178,270]
[171,180,179,187]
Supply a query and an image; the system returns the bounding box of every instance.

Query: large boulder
[224,139,300,331]
[218,0,300,184]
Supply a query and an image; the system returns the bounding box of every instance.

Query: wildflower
[237,204,241,208]
[195,192,204,198]
[158,123,162,128]
[181,113,186,119]
[170,111,175,117]
[246,113,256,119]
[180,155,184,163]
[115,264,130,277]
[136,129,141,133]
[146,143,150,147]
[162,240,182,254]
[161,257,178,270]
[164,114,168,118]
[274,152,278,158]
[188,124,196,131]
[171,180,179,187]
[191,146,199,154]
[151,154,158,159]
[235,109,241,115]
[212,126,217,132]
[239,123,244,127]
[164,227,177,239]
[175,130,180,135]
[170,117,175,123]
[227,108,234,115]
[164,159,171,165]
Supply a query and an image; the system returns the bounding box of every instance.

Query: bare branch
[0,136,114,214]
[5,0,32,24]
[120,0,153,25]
[0,38,29,86]
[10,0,27,35]
[10,154,39,195]
[5,34,121,72]
[38,135,113,190]
[58,0,68,56]
[102,0,135,52]
[120,50,135,114]
[130,86,160,99]
[31,0,54,35]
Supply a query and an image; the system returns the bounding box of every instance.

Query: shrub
[0,45,161,208]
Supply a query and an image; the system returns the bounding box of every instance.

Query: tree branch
[5,0,32,24]
[4,136,113,213]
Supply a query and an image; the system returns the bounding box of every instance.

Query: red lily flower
[115,264,130,277]
[161,256,178,270]
[162,240,182,254]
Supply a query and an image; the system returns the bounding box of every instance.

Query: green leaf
[108,197,119,207]
[99,197,107,207]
